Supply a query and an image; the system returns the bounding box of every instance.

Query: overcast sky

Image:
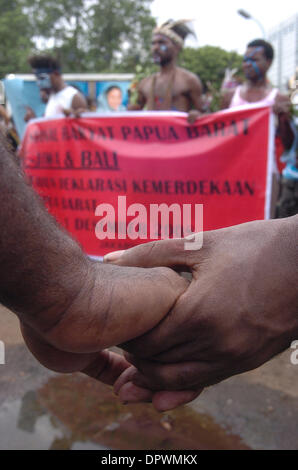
[151,0,298,53]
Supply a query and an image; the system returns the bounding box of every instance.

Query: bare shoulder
[72,91,87,110]
[275,91,291,102]
[178,67,202,85]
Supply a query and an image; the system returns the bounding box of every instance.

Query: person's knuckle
[220,336,251,362]
[128,241,158,265]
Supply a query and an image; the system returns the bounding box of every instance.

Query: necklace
[147,70,176,110]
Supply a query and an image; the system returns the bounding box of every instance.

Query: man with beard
[128,20,203,121]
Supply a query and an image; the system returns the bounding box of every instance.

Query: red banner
[21,107,274,257]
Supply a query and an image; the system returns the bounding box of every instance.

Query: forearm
[278,114,295,150]
[0,134,89,327]
[0,134,186,353]
[220,91,233,110]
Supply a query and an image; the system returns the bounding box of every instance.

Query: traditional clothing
[153,19,193,48]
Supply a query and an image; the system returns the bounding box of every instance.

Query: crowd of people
[18,19,298,217]
[0,19,297,413]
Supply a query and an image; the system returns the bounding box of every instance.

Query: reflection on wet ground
[1,327,297,450]
[0,373,249,450]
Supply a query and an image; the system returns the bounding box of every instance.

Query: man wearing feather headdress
[128,19,203,120]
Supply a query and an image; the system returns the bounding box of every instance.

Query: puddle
[38,374,249,450]
[0,395,63,450]
[0,373,250,450]
[0,390,107,450]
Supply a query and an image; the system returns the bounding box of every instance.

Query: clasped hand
[20,218,298,413]
[106,218,298,411]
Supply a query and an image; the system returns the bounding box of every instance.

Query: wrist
[38,257,108,353]
[18,238,91,334]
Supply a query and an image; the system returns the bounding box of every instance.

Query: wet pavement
[0,305,297,450]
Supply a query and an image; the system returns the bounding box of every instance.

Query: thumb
[104,238,195,269]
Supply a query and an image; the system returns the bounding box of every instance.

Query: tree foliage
[86,0,156,72]
[0,0,243,85]
[180,45,243,91]
[22,0,88,70]
[21,0,155,72]
[0,0,33,76]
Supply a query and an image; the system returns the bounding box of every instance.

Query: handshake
[1,130,297,413]
[20,216,298,412]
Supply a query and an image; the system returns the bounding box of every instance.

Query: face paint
[152,45,167,64]
[243,47,264,80]
[34,67,60,90]
[36,72,51,90]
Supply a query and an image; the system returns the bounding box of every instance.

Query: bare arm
[63,92,89,117]
[220,89,234,110]
[71,92,88,112]
[0,133,186,359]
[188,74,203,112]
[274,93,295,151]
[187,74,205,124]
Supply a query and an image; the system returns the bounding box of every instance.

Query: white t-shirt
[44,86,78,117]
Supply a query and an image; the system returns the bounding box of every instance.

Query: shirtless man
[128,20,203,122]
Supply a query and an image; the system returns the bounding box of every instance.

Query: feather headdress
[153,19,195,48]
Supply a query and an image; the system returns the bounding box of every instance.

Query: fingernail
[103,250,125,263]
